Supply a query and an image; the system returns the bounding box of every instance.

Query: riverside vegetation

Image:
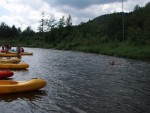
[0,2,150,60]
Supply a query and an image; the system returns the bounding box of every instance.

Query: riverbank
[53,42,150,61]
[1,39,150,61]
[73,44,150,61]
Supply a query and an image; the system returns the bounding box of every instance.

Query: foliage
[38,11,45,32]
[58,16,66,28]
[21,26,35,37]
[0,22,20,39]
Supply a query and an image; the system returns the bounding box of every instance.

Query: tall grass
[0,37,149,61]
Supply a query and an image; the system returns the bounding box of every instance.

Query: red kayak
[0,70,14,78]
[1,50,7,52]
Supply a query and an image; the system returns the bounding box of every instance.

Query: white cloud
[0,0,149,32]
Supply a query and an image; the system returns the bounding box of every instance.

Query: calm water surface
[0,47,150,113]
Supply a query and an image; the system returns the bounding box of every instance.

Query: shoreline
[0,40,150,61]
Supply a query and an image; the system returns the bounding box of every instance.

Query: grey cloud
[46,0,128,9]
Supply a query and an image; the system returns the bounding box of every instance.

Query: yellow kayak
[0,78,46,94]
[10,52,33,55]
[21,52,33,55]
[0,58,21,63]
[0,52,18,57]
[0,62,29,69]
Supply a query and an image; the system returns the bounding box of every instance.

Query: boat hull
[10,52,33,55]
[0,70,14,78]
[0,52,18,57]
[0,58,21,63]
[21,52,33,55]
[0,78,46,94]
[0,63,29,69]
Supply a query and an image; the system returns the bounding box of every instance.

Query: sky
[0,0,149,32]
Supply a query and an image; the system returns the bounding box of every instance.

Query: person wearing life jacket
[21,47,24,52]
[4,43,9,53]
[16,45,21,59]
[5,43,9,50]
[8,45,12,50]
[2,45,4,50]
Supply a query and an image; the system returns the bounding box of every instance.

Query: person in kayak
[21,47,24,52]
[5,43,9,50]
[2,45,5,50]
[8,45,12,50]
[16,45,21,59]
[4,43,9,53]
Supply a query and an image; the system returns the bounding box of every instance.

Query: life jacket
[2,46,4,50]
[21,48,24,52]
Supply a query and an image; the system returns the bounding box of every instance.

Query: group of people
[16,45,24,54]
[1,44,24,59]
[2,44,11,53]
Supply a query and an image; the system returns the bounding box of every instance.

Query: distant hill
[85,2,150,44]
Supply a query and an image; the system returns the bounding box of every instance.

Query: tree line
[0,13,72,39]
[0,2,149,47]
[42,2,150,47]
[38,12,72,32]
[0,22,35,39]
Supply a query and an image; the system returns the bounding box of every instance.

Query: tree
[66,15,72,27]
[58,16,65,28]
[65,15,73,31]
[38,11,45,32]
[22,26,35,37]
[17,27,21,35]
[11,25,18,38]
[134,5,141,11]
[45,14,57,31]
[0,22,11,38]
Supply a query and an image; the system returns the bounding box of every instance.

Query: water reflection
[0,90,47,102]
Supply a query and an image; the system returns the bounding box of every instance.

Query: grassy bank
[54,41,150,61]
[74,44,150,60]
[1,38,149,61]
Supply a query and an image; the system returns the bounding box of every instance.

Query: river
[0,47,150,113]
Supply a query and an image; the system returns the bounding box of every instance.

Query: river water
[0,47,150,113]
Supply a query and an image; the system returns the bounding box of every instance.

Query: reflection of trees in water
[0,90,47,102]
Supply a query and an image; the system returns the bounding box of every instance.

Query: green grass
[62,43,150,61]
[1,38,149,61]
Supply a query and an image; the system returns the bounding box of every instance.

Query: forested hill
[0,2,150,60]
[44,2,150,48]
[77,2,150,44]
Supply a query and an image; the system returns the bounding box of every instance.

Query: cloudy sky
[0,0,149,31]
